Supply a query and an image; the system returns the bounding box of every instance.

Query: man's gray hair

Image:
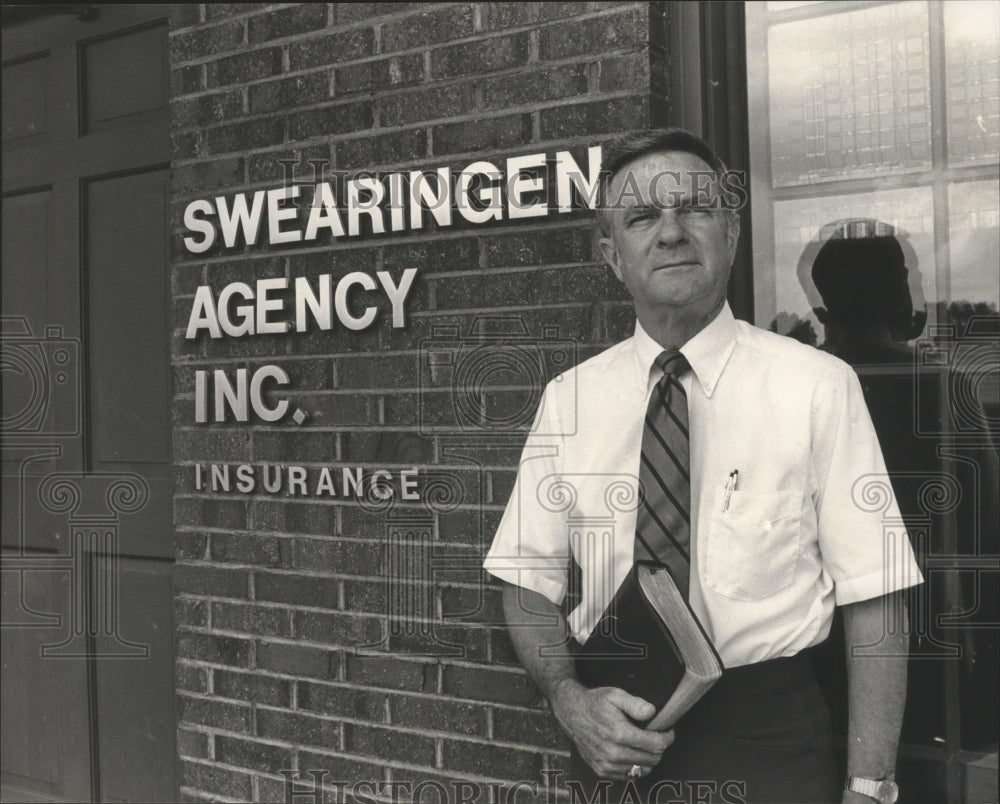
[595,128,731,238]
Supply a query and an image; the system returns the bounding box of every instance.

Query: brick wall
[169,3,669,801]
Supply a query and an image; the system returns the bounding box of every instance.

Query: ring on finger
[628,764,642,779]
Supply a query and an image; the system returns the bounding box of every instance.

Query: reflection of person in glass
[805,219,926,361]
[803,219,999,801]
[485,130,922,804]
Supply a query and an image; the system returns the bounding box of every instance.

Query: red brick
[390,694,487,736]
[171,131,202,160]
[294,609,384,646]
[175,532,208,561]
[206,3,269,22]
[255,571,340,609]
[257,708,341,748]
[381,5,474,53]
[176,632,253,667]
[253,500,340,537]
[296,751,387,785]
[180,761,252,800]
[442,664,541,706]
[298,682,387,720]
[212,600,292,637]
[345,653,435,692]
[384,237,479,273]
[288,29,375,71]
[171,21,244,63]
[438,508,501,546]
[539,7,646,60]
[598,50,650,93]
[252,431,338,463]
[249,73,331,115]
[245,144,330,183]
[430,33,530,80]
[171,64,204,96]
[208,47,283,87]
[291,393,375,425]
[169,4,202,30]
[335,4,415,24]
[431,266,620,309]
[203,331,296,360]
[177,728,211,759]
[172,157,244,194]
[214,668,292,706]
[289,101,374,139]
[343,723,436,764]
[248,3,328,43]
[176,663,210,693]
[482,3,539,31]
[335,53,425,97]
[341,579,387,617]
[386,622,489,660]
[256,640,340,680]
[174,496,249,530]
[292,538,382,575]
[432,113,532,156]
[336,129,428,169]
[206,116,285,155]
[538,2,595,22]
[440,585,505,625]
[174,563,250,598]
[539,95,647,139]
[482,63,590,109]
[379,84,472,128]
[493,707,567,749]
[484,227,593,267]
[178,694,252,732]
[215,734,293,773]
[442,738,543,782]
[210,532,291,567]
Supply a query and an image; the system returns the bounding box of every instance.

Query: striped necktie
[635,349,692,598]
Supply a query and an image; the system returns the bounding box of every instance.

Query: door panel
[1,5,175,802]
[95,559,176,804]
[0,559,92,801]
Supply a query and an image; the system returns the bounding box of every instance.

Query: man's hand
[500,582,674,780]
[549,678,674,779]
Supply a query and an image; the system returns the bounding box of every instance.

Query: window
[745,3,999,801]
[747,1,999,344]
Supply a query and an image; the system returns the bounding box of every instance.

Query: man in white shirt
[483,129,922,804]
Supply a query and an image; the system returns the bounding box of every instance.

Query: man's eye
[626,213,655,226]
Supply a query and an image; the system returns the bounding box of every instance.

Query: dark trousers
[562,651,840,804]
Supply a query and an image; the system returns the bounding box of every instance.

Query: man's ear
[725,210,741,263]
[599,235,623,282]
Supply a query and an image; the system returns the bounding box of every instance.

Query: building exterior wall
[168,4,670,799]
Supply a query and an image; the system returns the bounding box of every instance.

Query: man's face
[599,150,739,317]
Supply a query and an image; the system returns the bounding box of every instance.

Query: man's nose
[656,208,686,245]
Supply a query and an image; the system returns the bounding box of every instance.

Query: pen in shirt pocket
[722,469,739,511]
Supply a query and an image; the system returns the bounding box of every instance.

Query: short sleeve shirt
[483,304,923,668]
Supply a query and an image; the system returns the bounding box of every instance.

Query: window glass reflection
[767,3,931,187]
[945,1,1000,167]
[765,188,934,349]
[948,180,1000,309]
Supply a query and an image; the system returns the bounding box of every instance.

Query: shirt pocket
[701,487,804,602]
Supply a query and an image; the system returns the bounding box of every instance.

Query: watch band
[846,776,880,798]
[845,776,898,804]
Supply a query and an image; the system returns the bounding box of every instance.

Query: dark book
[574,561,724,730]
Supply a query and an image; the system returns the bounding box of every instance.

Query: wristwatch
[845,776,899,803]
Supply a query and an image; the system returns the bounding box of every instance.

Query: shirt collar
[631,302,740,398]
